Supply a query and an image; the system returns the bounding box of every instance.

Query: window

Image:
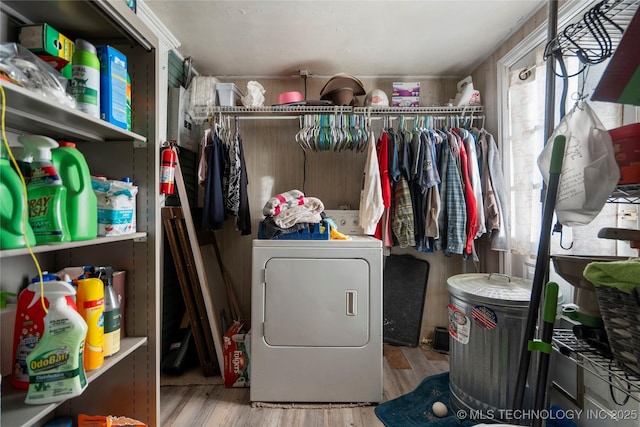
[500,18,639,287]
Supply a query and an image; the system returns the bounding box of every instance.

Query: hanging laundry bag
[537,101,619,227]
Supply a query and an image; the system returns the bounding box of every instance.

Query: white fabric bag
[537,101,619,226]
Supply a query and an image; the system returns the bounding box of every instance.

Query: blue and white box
[97,45,128,129]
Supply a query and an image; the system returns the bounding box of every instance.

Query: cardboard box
[96,45,128,129]
[19,23,74,78]
[392,82,420,97]
[392,96,420,107]
[223,321,250,387]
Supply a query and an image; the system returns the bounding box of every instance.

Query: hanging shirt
[197,128,211,187]
[463,131,486,238]
[375,132,392,243]
[359,129,384,235]
[226,129,242,216]
[443,132,467,256]
[484,131,508,251]
[236,132,251,235]
[454,128,478,256]
[392,176,415,248]
[202,131,227,230]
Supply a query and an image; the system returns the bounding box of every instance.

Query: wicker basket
[593,284,640,377]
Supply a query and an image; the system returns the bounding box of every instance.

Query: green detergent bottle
[18,135,70,244]
[0,140,36,249]
[52,141,98,241]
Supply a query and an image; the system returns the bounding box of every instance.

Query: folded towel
[583,258,640,294]
[273,197,324,229]
[263,189,306,216]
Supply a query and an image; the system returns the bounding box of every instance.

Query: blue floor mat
[374,372,477,427]
[374,371,578,427]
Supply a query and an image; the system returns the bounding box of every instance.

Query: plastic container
[96,266,120,357]
[25,281,88,404]
[71,39,100,118]
[257,221,329,240]
[0,140,36,249]
[76,277,104,371]
[52,141,98,241]
[18,135,70,244]
[126,72,132,131]
[91,176,138,236]
[11,272,77,389]
[609,123,640,184]
[216,83,243,107]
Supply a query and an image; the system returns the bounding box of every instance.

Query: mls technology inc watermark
[458,408,639,422]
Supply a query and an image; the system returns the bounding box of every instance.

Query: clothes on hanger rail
[199,117,252,235]
[359,115,508,258]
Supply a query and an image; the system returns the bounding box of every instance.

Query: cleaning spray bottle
[95,266,120,357]
[11,273,77,389]
[18,135,70,244]
[76,276,104,370]
[51,141,98,241]
[0,139,36,249]
[25,281,88,405]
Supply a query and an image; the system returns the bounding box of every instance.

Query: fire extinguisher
[160,141,177,195]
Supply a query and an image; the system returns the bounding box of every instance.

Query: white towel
[273,197,324,228]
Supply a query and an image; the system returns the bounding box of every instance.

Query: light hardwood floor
[160,344,449,426]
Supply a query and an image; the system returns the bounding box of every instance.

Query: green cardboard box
[19,23,74,78]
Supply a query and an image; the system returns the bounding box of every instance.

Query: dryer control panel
[325,210,364,235]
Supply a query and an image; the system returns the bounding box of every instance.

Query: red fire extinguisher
[160,141,177,195]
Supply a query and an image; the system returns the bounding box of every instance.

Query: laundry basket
[593,284,640,377]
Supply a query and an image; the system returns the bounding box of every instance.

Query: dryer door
[263,257,370,347]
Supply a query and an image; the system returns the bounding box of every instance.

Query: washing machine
[250,235,383,403]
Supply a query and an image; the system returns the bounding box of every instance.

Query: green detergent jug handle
[0,169,29,234]
[0,291,17,308]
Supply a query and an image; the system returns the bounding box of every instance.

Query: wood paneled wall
[207,76,494,341]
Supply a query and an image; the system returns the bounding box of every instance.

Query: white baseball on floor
[432,401,448,417]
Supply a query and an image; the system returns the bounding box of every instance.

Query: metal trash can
[446,273,546,422]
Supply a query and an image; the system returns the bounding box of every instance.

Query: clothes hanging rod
[206,105,484,117]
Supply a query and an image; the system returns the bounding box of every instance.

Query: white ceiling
[142,0,546,78]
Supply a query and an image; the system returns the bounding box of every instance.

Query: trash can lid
[446,273,533,306]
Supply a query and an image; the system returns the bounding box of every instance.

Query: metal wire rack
[607,184,640,204]
[553,329,640,402]
[546,0,639,64]
[545,0,639,65]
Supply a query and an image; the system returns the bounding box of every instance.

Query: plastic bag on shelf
[183,75,219,123]
[0,43,76,109]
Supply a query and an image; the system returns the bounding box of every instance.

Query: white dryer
[250,236,383,403]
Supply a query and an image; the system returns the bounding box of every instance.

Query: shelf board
[0,232,147,259]
[1,336,148,427]
[1,82,146,145]
[202,105,484,118]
